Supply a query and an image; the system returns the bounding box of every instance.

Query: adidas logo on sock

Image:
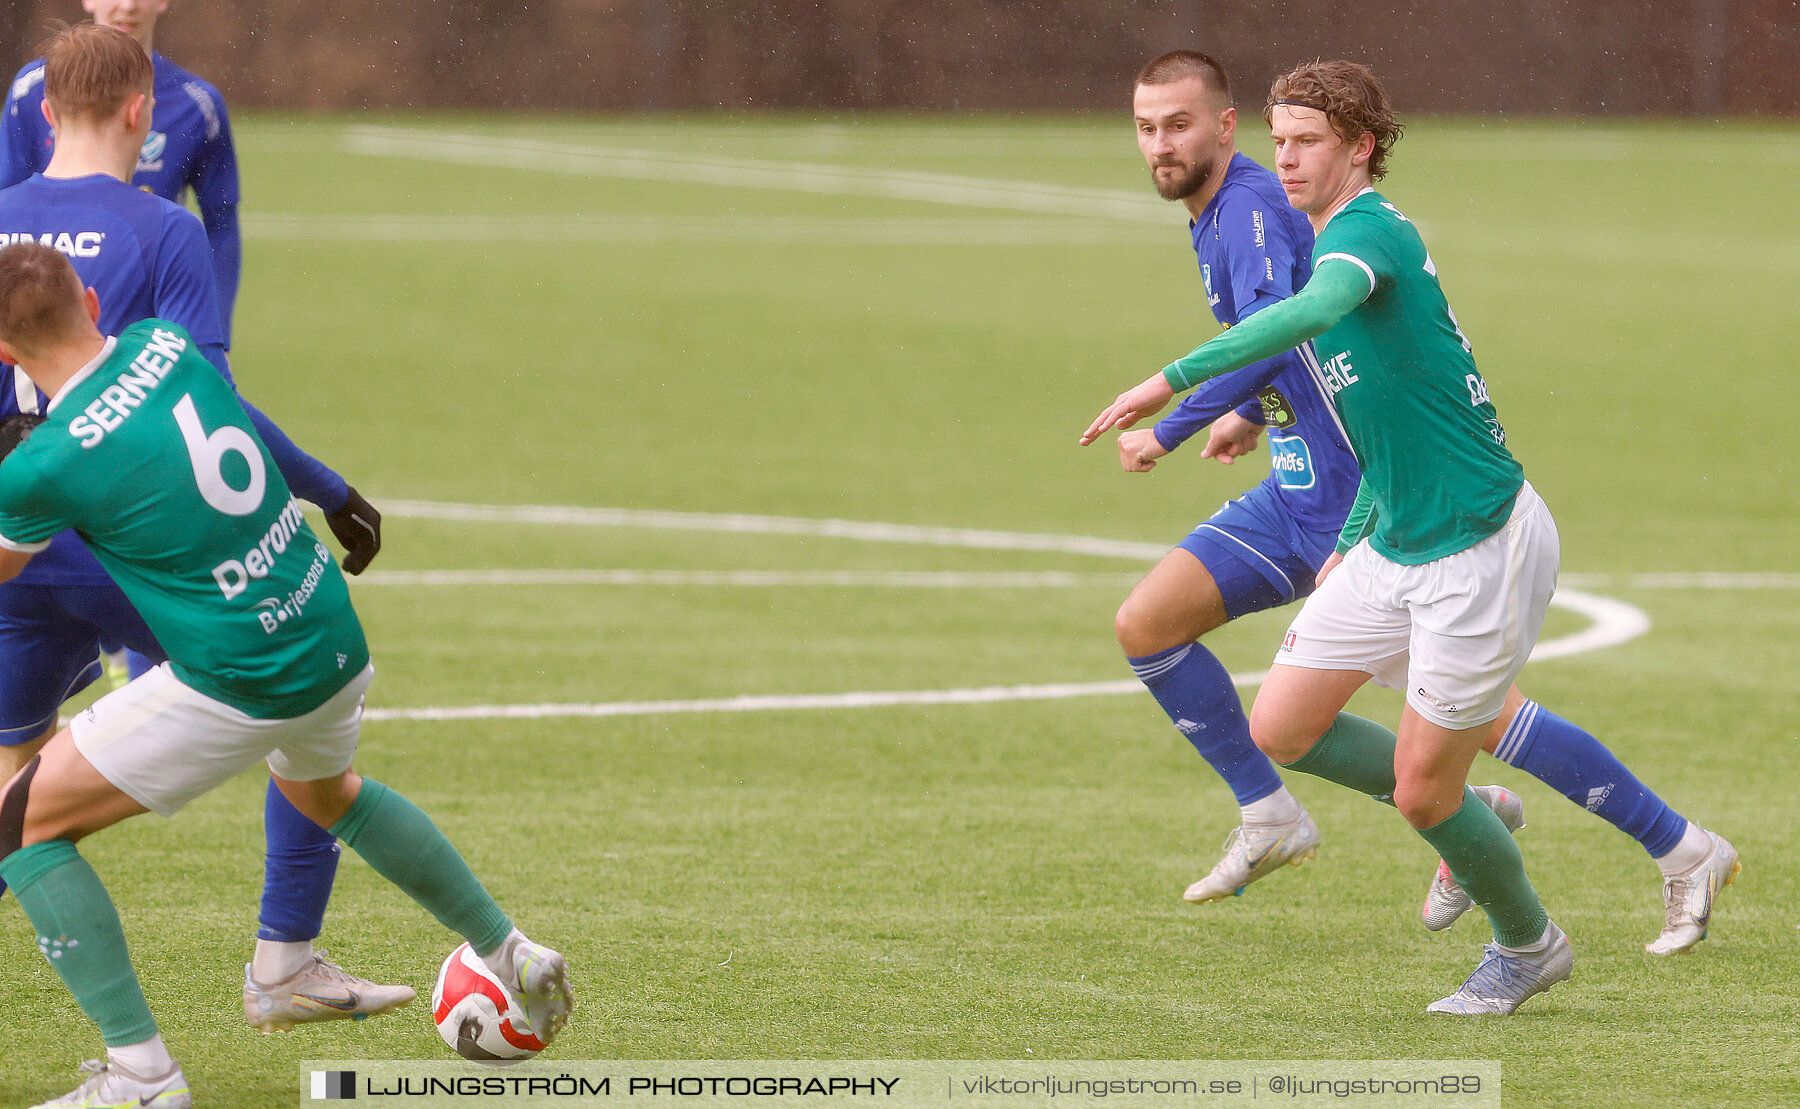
[1585,783,1614,812]
[1175,718,1205,734]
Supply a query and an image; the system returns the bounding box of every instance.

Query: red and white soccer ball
[431,942,546,1063]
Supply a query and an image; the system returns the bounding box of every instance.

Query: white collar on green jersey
[43,336,118,416]
[1318,185,1378,233]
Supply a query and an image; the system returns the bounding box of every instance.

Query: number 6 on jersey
[173,392,265,516]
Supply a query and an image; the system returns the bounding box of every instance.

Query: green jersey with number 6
[0,319,369,717]
[1310,190,1524,564]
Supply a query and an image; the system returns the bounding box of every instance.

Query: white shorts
[1275,482,1558,729]
[71,663,374,818]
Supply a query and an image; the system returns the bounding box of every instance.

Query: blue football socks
[1130,642,1283,806]
[256,778,342,943]
[1492,700,1687,859]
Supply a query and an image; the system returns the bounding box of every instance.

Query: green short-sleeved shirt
[0,319,369,717]
[1309,190,1524,563]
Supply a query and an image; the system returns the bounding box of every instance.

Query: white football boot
[29,1059,191,1109]
[1646,825,1741,955]
[493,935,575,1043]
[243,951,416,1032]
[1183,812,1321,903]
[1421,785,1526,931]
[1427,920,1573,1015]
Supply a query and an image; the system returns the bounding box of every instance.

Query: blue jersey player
[3,0,241,343]
[0,22,409,1032]
[1107,53,1734,955]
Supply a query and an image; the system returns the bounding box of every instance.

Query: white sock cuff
[1241,786,1302,827]
[251,938,316,986]
[1656,821,1711,876]
[108,1033,174,1079]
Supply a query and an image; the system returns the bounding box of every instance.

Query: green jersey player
[0,243,573,1109]
[1083,60,1637,1016]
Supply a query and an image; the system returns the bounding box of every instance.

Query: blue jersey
[1151,152,1360,534]
[0,173,226,585]
[3,53,242,342]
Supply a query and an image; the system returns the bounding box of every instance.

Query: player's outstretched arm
[1148,353,1282,452]
[1083,262,1371,447]
[1152,283,1313,449]
[235,398,383,574]
[325,487,382,575]
[200,204,242,345]
[1161,260,1370,392]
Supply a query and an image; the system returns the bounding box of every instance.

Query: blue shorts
[1177,482,1340,620]
[0,581,167,745]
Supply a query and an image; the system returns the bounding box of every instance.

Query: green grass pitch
[2,114,1797,1107]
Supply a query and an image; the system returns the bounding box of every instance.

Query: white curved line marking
[354,496,1656,723]
[361,584,1633,724]
[1529,589,1652,660]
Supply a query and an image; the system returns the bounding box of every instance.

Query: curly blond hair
[1265,60,1403,181]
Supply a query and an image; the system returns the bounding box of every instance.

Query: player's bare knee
[1248,713,1319,766]
[1114,598,1172,656]
[1115,595,1219,657]
[1391,780,1456,830]
[274,769,360,830]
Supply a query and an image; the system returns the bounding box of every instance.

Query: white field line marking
[344,125,1170,221]
[352,567,1799,592]
[362,681,1152,722]
[357,568,1137,588]
[359,590,1635,723]
[1562,572,1800,589]
[1530,589,1650,661]
[359,500,1654,723]
[243,212,1170,246]
[380,499,1170,561]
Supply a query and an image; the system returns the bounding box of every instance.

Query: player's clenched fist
[1116,428,1168,472]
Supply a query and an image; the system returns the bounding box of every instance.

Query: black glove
[325,485,382,575]
[0,412,45,464]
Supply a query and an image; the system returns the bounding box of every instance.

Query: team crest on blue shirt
[1257,386,1297,429]
[136,130,166,173]
[1200,264,1219,306]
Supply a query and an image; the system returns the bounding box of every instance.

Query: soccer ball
[431,943,547,1063]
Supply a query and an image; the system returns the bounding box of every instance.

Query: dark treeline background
[3,1,1796,115]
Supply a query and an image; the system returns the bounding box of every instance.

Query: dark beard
[1152,154,1217,201]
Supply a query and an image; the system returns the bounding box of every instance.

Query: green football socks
[1281,712,1548,946]
[330,777,514,956]
[1417,792,1550,947]
[0,839,158,1047]
[1280,712,1399,800]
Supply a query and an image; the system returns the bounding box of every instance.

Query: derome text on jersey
[67,327,188,448]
